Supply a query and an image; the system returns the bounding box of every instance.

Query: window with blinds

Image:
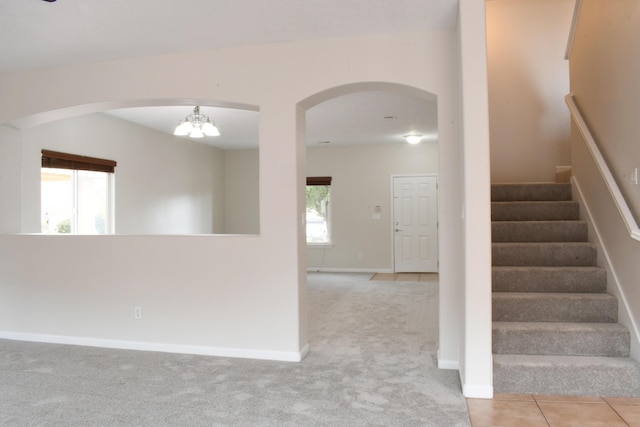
[41,150,116,234]
[306,176,332,244]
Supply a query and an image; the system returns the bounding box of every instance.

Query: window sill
[307,242,333,248]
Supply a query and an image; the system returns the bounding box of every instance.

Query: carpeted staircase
[491,182,640,396]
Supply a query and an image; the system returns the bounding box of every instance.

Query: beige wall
[0,30,466,366]
[570,0,640,358]
[570,0,640,221]
[224,149,260,234]
[0,126,21,233]
[18,113,226,235]
[458,0,493,397]
[218,141,439,272]
[306,143,438,271]
[487,0,574,183]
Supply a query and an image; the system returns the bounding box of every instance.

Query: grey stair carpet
[492,220,588,242]
[493,322,630,357]
[491,201,579,221]
[493,292,618,323]
[491,183,572,201]
[491,182,640,397]
[493,242,597,266]
[494,354,640,397]
[492,266,607,293]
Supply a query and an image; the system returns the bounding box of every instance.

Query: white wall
[0,125,21,233]
[570,0,640,359]
[458,0,493,398]
[570,0,640,221]
[224,149,259,234]
[305,143,438,271]
[486,0,574,183]
[19,113,226,234]
[0,29,472,373]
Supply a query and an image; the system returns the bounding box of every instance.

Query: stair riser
[492,243,597,267]
[492,222,588,242]
[493,327,630,357]
[492,202,579,221]
[491,184,572,202]
[494,355,640,397]
[493,295,617,323]
[492,267,607,293]
[490,183,638,398]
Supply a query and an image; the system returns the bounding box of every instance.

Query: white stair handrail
[565,0,582,60]
[566,94,640,241]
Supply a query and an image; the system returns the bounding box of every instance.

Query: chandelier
[173,106,220,138]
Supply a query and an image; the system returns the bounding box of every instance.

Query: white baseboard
[306,267,393,274]
[463,383,494,399]
[0,331,306,362]
[437,351,460,370]
[454,354,493,398]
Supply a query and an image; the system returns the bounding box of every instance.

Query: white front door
[393,175,438,273]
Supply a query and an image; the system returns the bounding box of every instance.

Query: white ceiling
[1,0,456,148]
[104,91,437,149]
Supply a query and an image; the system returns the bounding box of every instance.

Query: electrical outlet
[631,167,638,185]
[134,306,142,320]
[357,252,364,261]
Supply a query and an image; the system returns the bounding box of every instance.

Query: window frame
[41,150,116,234]
[306,176,332,246]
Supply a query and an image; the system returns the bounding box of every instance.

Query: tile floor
[371,272,439,282]
[467,393,640,427]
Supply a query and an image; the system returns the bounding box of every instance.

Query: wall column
[458,0,494,398]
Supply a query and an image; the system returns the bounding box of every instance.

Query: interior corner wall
[486,0,574,183]
[569,0,640,359]
[305,143,438,271]
[20,113,226,234]
[0,125,22,233]
[571,124,640,360]
[224,149,260,234]
[569,0,640,221]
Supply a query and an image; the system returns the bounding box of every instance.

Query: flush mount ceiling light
[404,134,423,145]
[173,106,220,139]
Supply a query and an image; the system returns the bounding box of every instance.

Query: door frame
[390,174,439,273]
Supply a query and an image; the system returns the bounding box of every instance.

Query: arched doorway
[297,82,441,360]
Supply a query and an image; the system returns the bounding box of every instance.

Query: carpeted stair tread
[492,242,597,267]
[493,354,640,397]
[492,201,579,221]
[491,183,572,202]
[492,322,630,357]
[490,182,637,397]
[492,220,588,242]
[493,292,617,323]
[492,266,607,293]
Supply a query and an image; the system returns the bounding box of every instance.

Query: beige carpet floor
[0,273,470,426]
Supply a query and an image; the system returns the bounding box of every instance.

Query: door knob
[395,228,402,232]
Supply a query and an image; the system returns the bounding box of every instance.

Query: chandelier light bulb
[173,106,220,139]
[190,128,204,138]
[202,121,220,136]
[173,121,189,136]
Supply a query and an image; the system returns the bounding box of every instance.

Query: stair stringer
[573,177,640,361]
